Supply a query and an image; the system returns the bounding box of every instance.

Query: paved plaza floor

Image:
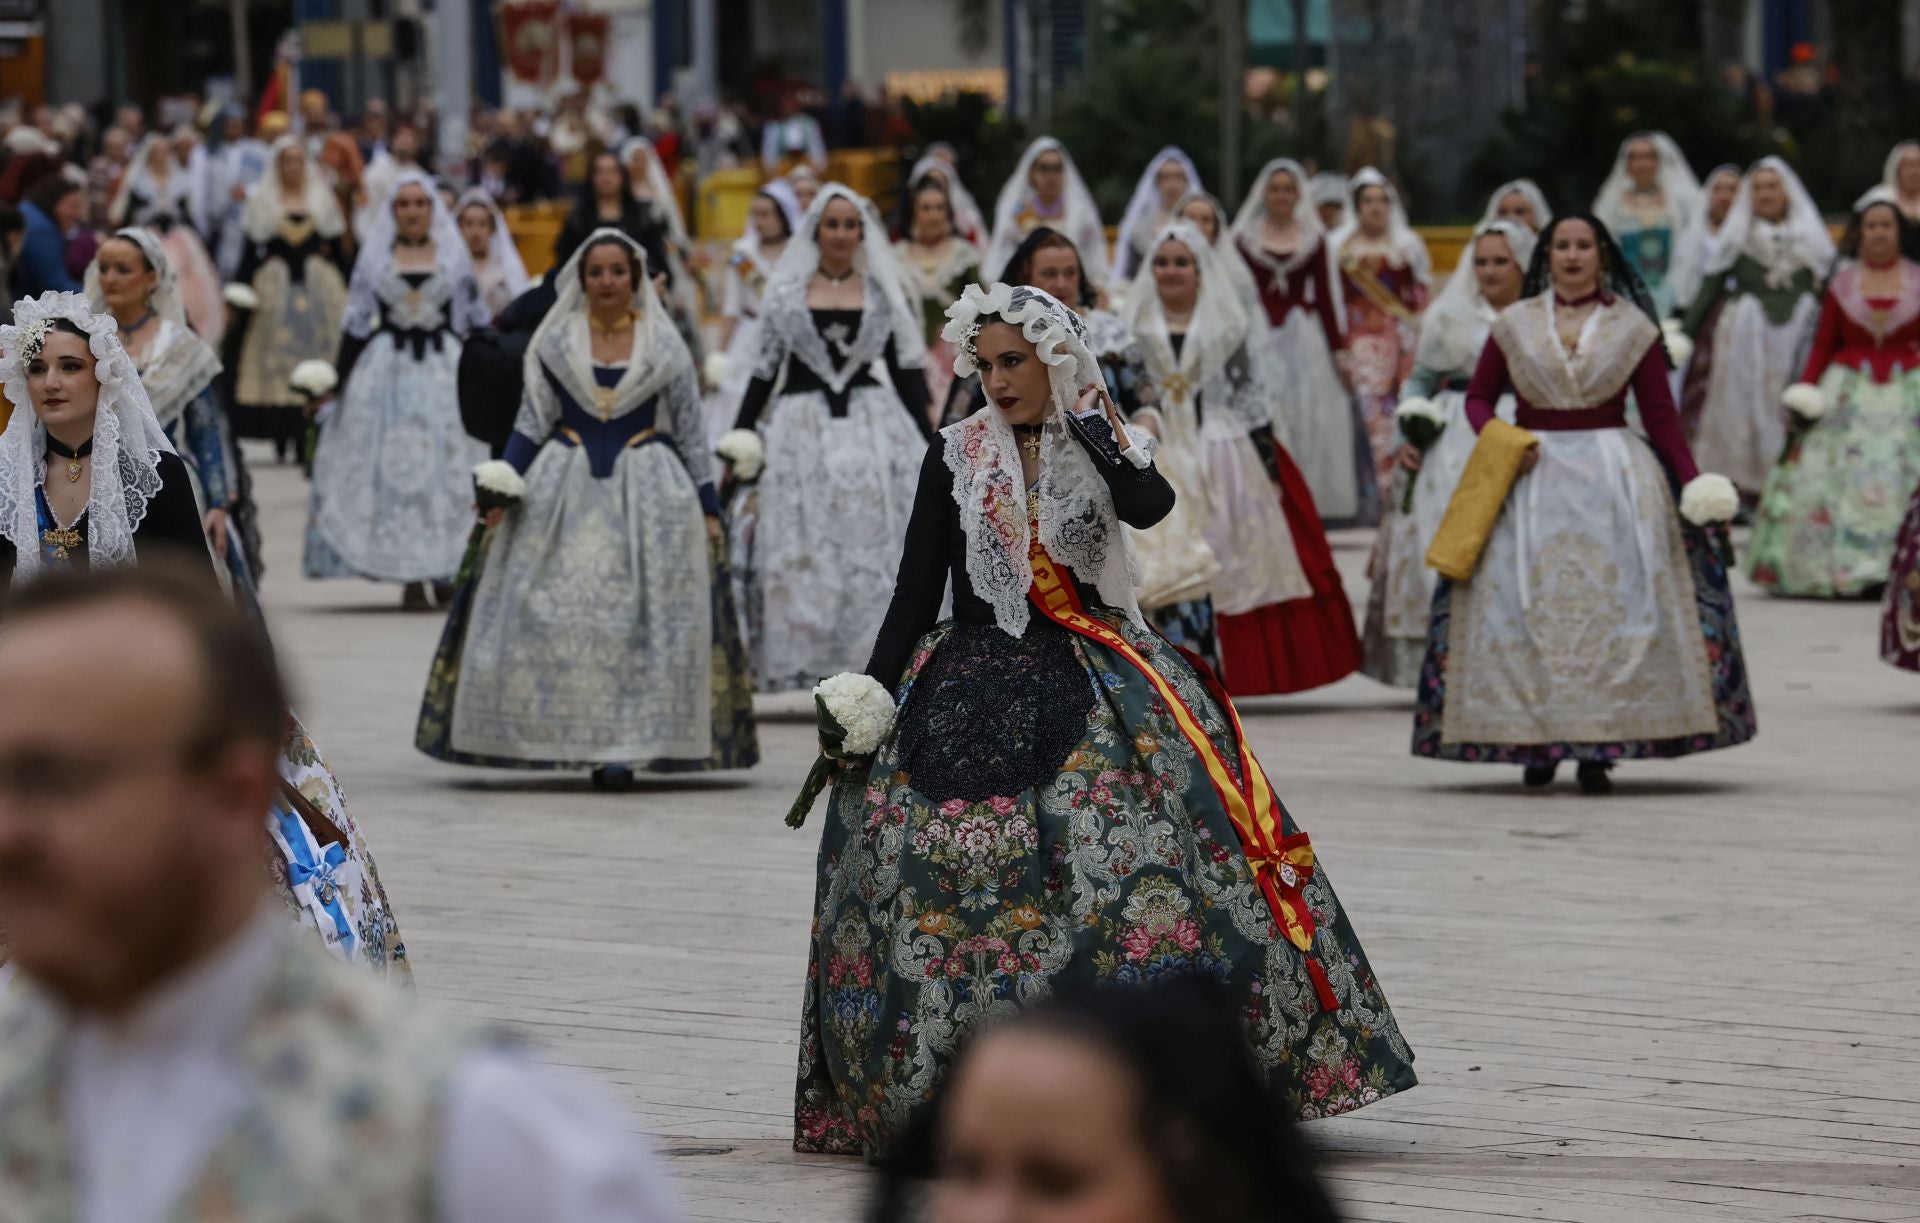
[255,454,1919,1222]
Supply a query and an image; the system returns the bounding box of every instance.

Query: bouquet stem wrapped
[472,459,527,517]
[786,672,897,828]
[1392,397,1446,513]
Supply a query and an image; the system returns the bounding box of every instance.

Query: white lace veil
[939,282,1150,636]
[1860,140,1920,211]
[1415,219,1536,375]
[1330,166,1433,284]
[455,187,530,301]
[1308,171,1351,231]
[1231,158,1346,330]
[343,168,481,340]
[1591,131,1702,235]
[619,136,689,245]
[1477,178,1553,231]
[0,292,178,581]
[1671,164,1742,308]
[107,135,195,230]
[1114,146,1202,281]
[985,137,1108,291]
[241,134,346,244]
[907,145,986,243]
[84,227,187,326]
[765,182,927,369]
[1707,156,1834,285]
[1120,219,1253,413]
[1173,189,1260,316]
[514,228,691,450]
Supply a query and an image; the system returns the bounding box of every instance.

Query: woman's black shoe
[591,765,636,793]
[1576,762,1614,795]
[1522,762,1559,788]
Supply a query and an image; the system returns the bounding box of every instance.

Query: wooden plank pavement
[252,457,1920,1221]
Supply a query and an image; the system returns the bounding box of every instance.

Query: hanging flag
[498,0,561,85]
[567,12,612,86]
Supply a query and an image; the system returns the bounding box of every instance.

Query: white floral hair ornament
[941,281,1092,391]
[0,292,177,580]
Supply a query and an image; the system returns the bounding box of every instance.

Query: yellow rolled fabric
[1425,418,1538,582]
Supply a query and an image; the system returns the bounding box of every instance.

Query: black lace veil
[1524,211,1677,368]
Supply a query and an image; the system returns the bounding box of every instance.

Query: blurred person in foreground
[871,980,1343,1223]
[0,561,682,1222]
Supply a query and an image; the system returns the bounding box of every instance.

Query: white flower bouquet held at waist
[785,672,897,828]
[1392,396,1446,512]
[1660,318,1694,370]
[1679,473,1739,526]
[472,459,526,516]
[716,428,765,482]
[223,282,260,311]
[1781,381,1828,426]
[288,359,338,399]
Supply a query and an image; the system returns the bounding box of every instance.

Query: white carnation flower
[472,459,526,498]
[1393,396,1444,427]
[702,351,729,387]
[1679,473,1739,525]
[1660,318,1694,370]
[715,428,765,481]
[1781,381,1827,422]
[223,283,260,311]
[288,359,338,398]
[813,671,896,756]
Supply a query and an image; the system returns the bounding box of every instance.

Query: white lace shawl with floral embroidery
[0,293,178,579]
[939,283,1154,637]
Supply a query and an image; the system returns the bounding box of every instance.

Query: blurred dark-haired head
[870,978,1341,1223]
[1001,226,1093,310]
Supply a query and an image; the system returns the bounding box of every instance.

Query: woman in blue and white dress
[85,227,263,583]
[416,229,756,789]
[729,184,934,691]
[304,170,489,608]
[1592,132,1701,318]
[705,181,799,443]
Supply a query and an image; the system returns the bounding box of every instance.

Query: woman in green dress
[791,283,1415,1159]
[1678,157,1833,499]
[1748,194,1920,597]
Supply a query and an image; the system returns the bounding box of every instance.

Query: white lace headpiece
[619,136,690,245]
[1330,167,1434,285]
[84,227,187,326]
[1591,131,1702,236]
[985,137,1109,290]
[241,134,346,244]
[1232,157,1346,330]
[939,283,1150,637]
[343,168,482,340]
[907,146,986,244]
[107,135,197,231]
[1708,155,1835,287]
[455,187,530,300]
[0,292,177,580]
[1120,219,1254,406]
[1671,165,1741,309]
[1859,140,1920,211]
[765,182,927,369]
[1172,189,1261,317]
[1114,146,1202,281]
[1416,219,1536,374]
[1307,171,1351,230]
[1477,179,1554,232]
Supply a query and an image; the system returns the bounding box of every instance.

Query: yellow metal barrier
[507,200,571,280]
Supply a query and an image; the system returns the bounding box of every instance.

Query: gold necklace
[589,310,636,336]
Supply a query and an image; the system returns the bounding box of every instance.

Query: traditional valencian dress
[1333,168,1431,517]
[0,292,409,982]
[1884,491,1920,671]
[1233,159,1367,524]
[1748,251,1920,596]
[1124,220,1359,694]
[1412,289,1757,768]
[1592,132,1702,319]
[304,171,490,584]
[733,185,934,691]
[893,234,981,413]
[983,137,1111,291]
[108,136,226,347]
[1680,157,1833,498]
[793,285,1415,1158]
[1362,220,1534,689]
[417,230,757,776]
[1671,165,1742,438]
[228,136,351,450]
[707,183,798,443]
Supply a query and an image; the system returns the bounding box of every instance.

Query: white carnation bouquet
[1678,473,1739,526]
[785,671,897,827]
[1391,396,1446,512]
[223,282,260,311]
[472,459,526,517]
[702,351,729,390]
[1781,381,1827,427]
[716,428,765,483]
[288,359,338,400]
[1660,318,1694,370]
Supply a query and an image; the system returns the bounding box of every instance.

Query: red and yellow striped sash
[1026,540,1339,1011]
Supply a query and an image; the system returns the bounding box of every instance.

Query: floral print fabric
[794,612,1415,1157]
